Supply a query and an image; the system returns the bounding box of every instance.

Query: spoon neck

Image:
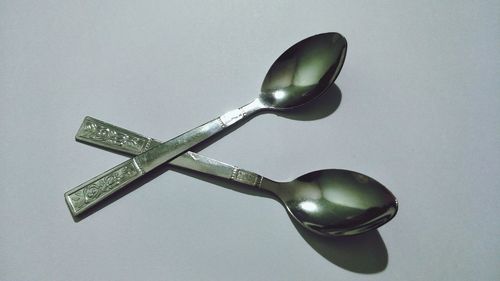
[240,98,266,115]
[259,177,282,194]
[217,98,264,128]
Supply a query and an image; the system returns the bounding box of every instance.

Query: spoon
[74,117,398,235]
[65,32,348,216]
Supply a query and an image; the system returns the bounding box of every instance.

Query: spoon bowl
[264,169,398,236]
[260,32,347,109]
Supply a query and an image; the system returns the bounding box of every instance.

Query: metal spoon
[65,32,348,216]
[75,117,397,236]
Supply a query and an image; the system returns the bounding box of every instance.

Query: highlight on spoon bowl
[260,32,347,109]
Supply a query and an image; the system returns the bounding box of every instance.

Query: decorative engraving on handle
[230,168,263,187]
[65,161,140,215]
[77,117,150,154]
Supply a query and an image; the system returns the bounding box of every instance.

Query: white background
[1,1,498,280]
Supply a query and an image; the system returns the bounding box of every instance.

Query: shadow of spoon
[290,218,388,273]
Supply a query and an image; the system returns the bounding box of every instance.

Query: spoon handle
[65,100,263,216]
[75,116,264,187]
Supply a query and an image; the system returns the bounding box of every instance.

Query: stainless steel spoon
[65,32,348,216]
[75,117,397,236]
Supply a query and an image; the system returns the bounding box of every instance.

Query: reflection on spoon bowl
[259,32,347,110]
[263,169,398,236]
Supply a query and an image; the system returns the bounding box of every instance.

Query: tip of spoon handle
[75,116,159,155]
[64,159,143,217]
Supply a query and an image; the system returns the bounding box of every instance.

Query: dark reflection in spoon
[262,169,397,236]
[261,33,347,109]
[275,83,342,121]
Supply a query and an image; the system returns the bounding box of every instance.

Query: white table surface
[1,1,498,280]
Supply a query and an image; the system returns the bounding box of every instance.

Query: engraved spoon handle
[75,116,163,155]
[65,100,263,216]
[76,116,264,187]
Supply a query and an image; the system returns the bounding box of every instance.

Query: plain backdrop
[1,1,499,280]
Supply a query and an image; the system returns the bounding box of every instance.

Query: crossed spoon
[75,117,398,236]
[65,32,397,235]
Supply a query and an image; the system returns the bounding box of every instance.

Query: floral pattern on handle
[78,117,149,154]
[65,161,139,214]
